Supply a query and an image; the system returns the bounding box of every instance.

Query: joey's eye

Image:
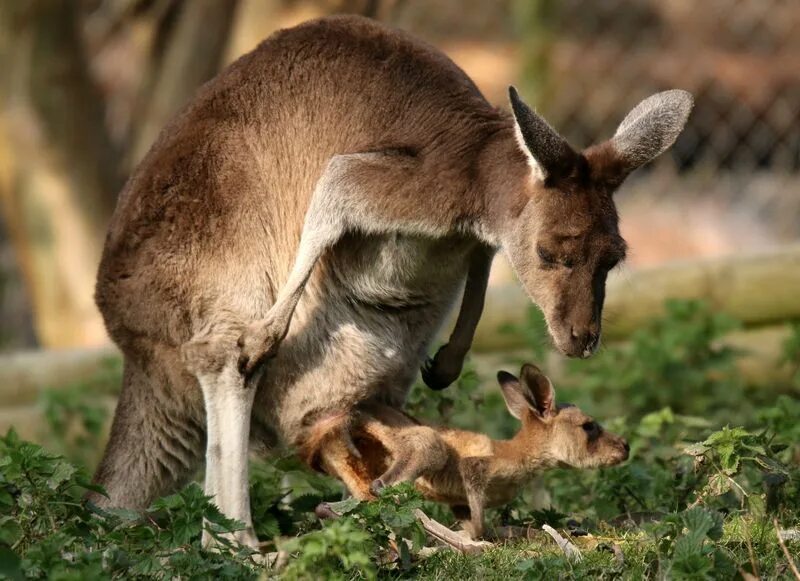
[562,257,576,269]
[537,246,557,267]
[582,421,599,437]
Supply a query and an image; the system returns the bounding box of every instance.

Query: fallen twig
[542,524,583,562]
[774,518,800,581]
[413,509,492,555]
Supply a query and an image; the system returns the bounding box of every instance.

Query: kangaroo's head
[495,88,693,358]
[497,363,629,469]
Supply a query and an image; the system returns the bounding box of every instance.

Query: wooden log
[0,325,793,412]
[603,244,800,340]
[0,346,120,406]
[469,324,795,388]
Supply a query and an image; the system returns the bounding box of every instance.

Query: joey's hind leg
[308,417,376,502]
[371,426,448,495]
[183,335,258,549]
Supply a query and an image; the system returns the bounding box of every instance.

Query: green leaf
[0,545,22,581]
[706,473,731,496]
[327,496,360,515]
[46,461,76,490]
[0,518,21,546]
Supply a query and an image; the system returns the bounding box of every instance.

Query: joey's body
[93,14,691,547]
[409,429,518,508]
[310,365,629,539]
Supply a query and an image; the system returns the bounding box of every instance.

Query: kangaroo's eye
[537,246,557,268]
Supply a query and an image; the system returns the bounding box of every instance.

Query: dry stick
[542,524,583,562]
[744,521,760,580]
[413,509,492,555]
[774,518,800,581]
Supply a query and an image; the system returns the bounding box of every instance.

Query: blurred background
[0,0,798,455]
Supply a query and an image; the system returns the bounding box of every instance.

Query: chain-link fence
[516,0,799,239]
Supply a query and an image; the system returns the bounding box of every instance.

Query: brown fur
[90,15,689,543]
[309,364,629,538]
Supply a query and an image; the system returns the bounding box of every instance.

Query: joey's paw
[236,319,284,377]
[421,344,464,390]
[369,478,386,497]
[314,502,340,520]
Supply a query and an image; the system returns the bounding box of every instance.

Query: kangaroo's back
[96,15,502,350]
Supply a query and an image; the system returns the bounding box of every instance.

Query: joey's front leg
[422,244,494,390]
[459,457,490,539]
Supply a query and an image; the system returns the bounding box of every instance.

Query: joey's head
[495,88,693,358]
[497,364,629,470]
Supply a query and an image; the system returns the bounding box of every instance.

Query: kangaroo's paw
[369,478,386,497]
[421,344,464,390]
[237,317,285,377]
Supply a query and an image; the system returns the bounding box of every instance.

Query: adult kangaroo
[92,15,692,547]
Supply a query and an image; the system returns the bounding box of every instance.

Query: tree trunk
[0,0,121,347]
[0,0,240,347]
[130,0,240,163]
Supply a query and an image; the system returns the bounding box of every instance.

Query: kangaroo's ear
[508,86,577,182]
[519,363,556,418]
[589,90,693,187]
[497,370,532,420]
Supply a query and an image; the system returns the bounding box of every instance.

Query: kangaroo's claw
[421,344,463,390]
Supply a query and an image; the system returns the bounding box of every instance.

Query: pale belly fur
[251,231,478,447]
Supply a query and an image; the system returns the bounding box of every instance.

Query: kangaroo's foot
[202,525,260,552]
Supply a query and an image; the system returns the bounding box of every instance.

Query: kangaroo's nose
[571,328,600,358]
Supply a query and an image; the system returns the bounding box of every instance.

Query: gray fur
[612,89,694,170]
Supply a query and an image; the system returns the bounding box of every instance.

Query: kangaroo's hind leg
[183,332,259,549]
[369,425,449,494]
[90,356,206,510]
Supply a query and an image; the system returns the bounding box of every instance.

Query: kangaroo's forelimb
[422,243,494,390]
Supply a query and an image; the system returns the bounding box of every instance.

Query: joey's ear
[519,363,556,418]
[604,90,693,180]
[497,370,533,420]
[508,86,577,181]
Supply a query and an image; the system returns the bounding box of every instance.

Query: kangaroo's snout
[571,326,601,358]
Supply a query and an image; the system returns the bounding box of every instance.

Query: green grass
[1,299,799,579]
